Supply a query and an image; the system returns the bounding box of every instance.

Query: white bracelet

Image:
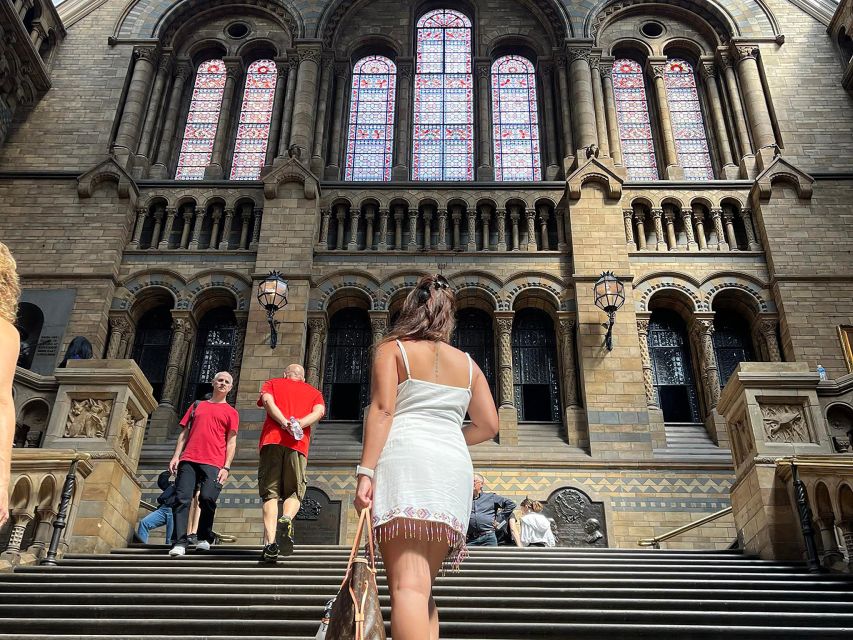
[356,465,374,479]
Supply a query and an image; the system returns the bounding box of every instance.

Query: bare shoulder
[0,320,20,357]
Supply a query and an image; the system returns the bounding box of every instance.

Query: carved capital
[539,60,554,76]
[334,61,349,79]
[623,208,634,220]
[476,64,490,79]
[567,47,591,64]
[110,316,130,334]
[224,59,243,80]
[133,47,158,64]
[598,60,614,76]
[699,60,717,80]
[648,62,666,80]
[175,61,193,80]
[554,54,567,67]
[297,48,322,64]
[717,50,734,71]
[636,319,650,335]
[158,54,173,74]
[691,318,714,338]
[650,207,663,220]
[398,61,413,79]
[496,317,513,335]
[734,45,760,63]
[308,317,327,335]
[710,207,723,219]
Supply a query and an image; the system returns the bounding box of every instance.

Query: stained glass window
[230,59,277,180]
[664,59,714,181]
[176,60,226,180]
[345,56,396,181]
[612,59,658,181]
[491,55,541,182]
[412,9,474,181]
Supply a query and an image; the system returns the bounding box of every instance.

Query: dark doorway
[648,309,700,422]
[512,308,561,422]
[183,307,237,407]
[131,305,173,402]
[323,308,372,420]
[451,308,496,398]
[713,311,754,389]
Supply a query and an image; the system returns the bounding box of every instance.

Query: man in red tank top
[257,364,325,561]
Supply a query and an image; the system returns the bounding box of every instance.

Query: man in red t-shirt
[167,371,239,557]
[257,363,325,561]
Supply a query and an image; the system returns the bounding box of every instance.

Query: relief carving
[119,409,143,455]
[541,487,607,548]
[65,399,112,439]
[761,404,809,443]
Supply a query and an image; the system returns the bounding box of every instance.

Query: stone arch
[701,273,771,313]
[660,195,685,211]
[689,195,714,211]
[662,37,709,60]
[634,273,703,313]
[347,35,404,62]
[719,195,747,211]
[311,271,381,312]
[837,483,853,522]
[235,38,282,61]
[113,270,184,314]
[486,34,547,60]
[450,272,502,313]
[36,475,56,511]
[503,273,565,313]
[10,475,33,514]
[16,398,50,447]
[826,403,853,441]
[184,271,252,313]
[378,271,431,311]
[608,37,654,59]
[629,195,654,210]
[354,193,385,211]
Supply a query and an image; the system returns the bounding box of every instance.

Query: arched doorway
[712,310,754,388]
[451,308,496,399]
[183,307,237,406]
[131,305,173,402]
[15,302,44,370]
[323,308,372,420]
[648,309,701,422]
[512,308,561,422]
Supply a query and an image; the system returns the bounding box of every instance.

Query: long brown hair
[380,274,456,345]
[521,498,544,513]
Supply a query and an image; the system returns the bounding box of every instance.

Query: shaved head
[284,364,305,381]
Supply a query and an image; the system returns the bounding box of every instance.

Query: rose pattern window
[612,59,658,181]
[230,59,278,180]
[664,58,714,181]
[175,60,226,180]
[491,55,541,181]
[345,55,397,181]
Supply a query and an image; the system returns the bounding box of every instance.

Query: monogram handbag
[323,508,386,640]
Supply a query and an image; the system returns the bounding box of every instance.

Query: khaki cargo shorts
[258,444,308,502]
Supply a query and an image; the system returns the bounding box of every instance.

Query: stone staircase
[1,545,853,638]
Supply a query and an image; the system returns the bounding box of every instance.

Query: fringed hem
[373,517,469,573]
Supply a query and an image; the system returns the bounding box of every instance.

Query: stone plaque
[294,487,341,545]
[35,335,59,356]
[541,486,607,548]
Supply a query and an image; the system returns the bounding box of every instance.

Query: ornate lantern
[593,271,625,351]
[257,271,288,348]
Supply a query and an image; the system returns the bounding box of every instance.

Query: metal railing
[638,506,733,549]
[138,500,236,544]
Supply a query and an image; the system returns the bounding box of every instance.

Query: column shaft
[137,55,171,160]
[326,64,349,176]
[567,47,597,154]
[539,62,560,176]
[306,318,328,389]
[555,56,574,162]
[590,57,610,158]
[637,320,657,408]
[265,60,289,166]
[700,60,734,170]
[218,208,234,250]
[476,60,494,180]
[130,208,147,249]
[720,51,752,159]
[648,61,680,177]
[290,47,321,159]
[188,207,203,250]
[310,58,334,174]
[600,59,622,165]
[114,47,157,163]
[152,63,190,178]
[734,45,776,161]
[392,60,413,180]
[559,318,579,408]
[276,60,299,157]
[496,316,515,407]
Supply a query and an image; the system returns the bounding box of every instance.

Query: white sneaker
[195,540,211,551]
[168,544,186,557]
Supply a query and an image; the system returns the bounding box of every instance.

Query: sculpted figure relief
[761,404,808,443]
[65,399,112,439]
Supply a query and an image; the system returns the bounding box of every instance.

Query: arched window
[412,9,474,181]
[491,55,541,181]
[612,59,658,180]
[175,60,226,180]
[664,59,713,181]
[183,307,237,406]
[648,309,700,422]
[15,303,44,371]
[345,56,397,181]
[512,309,561,422]
[131,305,173,402]
[451,309,496,399]
[323,309,372,420]
[712,311,754,388]
[230,59,278,180]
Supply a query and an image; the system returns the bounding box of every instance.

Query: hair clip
[433,275,449,290]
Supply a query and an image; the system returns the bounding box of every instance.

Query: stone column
[217,208,234,250]
[370,312,389,346]
[651,207,666,252]
[637,319,657,408]
[622,209,636,250]
[408,207,419,251]
[839,522,853,571]
[538,60,560,178]
[228,313,247,405]
[538,205,551,251]
[718,50,752,162]
[692,204,708,251]
[758,318,782,362]
[187,205,203,250]
[136,54,172,165]
[4,514,32,554]
[692,317,722,410]
[205,58,242,179]
[558,317,579,408]
[335,204,346,250]
[475,59,494,181]
[157,208,176,250]
[467,208,478,252]
[316,208,331,250]
[161,314,192,409]
[495,314,515,407]
[30,23,45,49]
[151,61,191,179]
[348,206,360,250]
[451,207,462,250]
[250,209,262,250]
[525,208,537,252]
[496,208,507,251]
[310,56,334,175]
[129,208,147,249]
[377,209,389,251]
[722,208,739,250]
[733,44,776,165]
[741,208,761,250]
[437,208,448,251]
[555,54,574,167]
[682,207,697,251]
[589,55,610,158]
[815,517,844,567]
[711,207,728,251]
[663,206,678,251]
[289,45,322,162]
[364,204,376,251]
[509,207,521,251]
[265,58,289,167]
[699,59,736,177]
[392,60,413,181]
[325,62,349,178]
[179,207,193,249]
[555,207,567,251]
[114,47,157,166]
[567,46,597,157]
[149,205,165,250]
[647,59,681,179]
[106,316,131,360]
[600,57,622,166]
[238,204,252,250]
[394,206,405,250]
[276,59,299,158]
[305,316,328,389]
[480,203,492,251]
[422,205,433,251]
[208,205,223,250]
[633,208,647,250]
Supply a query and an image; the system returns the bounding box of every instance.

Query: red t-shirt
[179,400,240,468]
[257,378,325,457]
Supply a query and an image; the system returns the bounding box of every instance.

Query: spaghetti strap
[466,353,473,391]
[396,340,412,380]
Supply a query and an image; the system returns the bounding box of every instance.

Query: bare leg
[380,529,448,640]
[282,496,301,520]
[188,491,201,536]
[262,498,278,544]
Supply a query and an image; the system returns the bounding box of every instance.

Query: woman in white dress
[354,274,499,640]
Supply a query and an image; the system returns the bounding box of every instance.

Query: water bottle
[817,364,827,381]
[288,416,304,441]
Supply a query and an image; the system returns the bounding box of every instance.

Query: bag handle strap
[346,508,376,570]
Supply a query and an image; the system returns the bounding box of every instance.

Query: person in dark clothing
[136,470,177,544]
[58,336,93,368]
[466,473,516,546]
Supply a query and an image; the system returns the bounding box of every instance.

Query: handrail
[138,500,236,543]
[638,506,733,549]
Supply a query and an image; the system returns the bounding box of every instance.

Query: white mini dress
[371,340,474,569]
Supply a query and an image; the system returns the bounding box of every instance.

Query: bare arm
[297,403,325,429]
[169,428,188,474]
[261,392,289,427]
[462,363,499,446]
[0,321,20,528]
[217,430,238,484]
